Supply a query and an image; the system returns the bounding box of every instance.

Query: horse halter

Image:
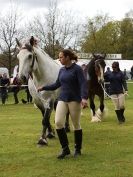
[94,59,106,83]
[20,45,38,70]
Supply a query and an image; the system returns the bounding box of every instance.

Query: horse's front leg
[89,96,101,122]
[96,94,105,120]
[37,109,48,146]
[38,101,55,146]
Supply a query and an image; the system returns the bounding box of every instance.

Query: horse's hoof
[46,133,55,139]
[37,138,48,146]
[91,116,101,122]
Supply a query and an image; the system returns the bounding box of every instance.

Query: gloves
[124,91,128,96]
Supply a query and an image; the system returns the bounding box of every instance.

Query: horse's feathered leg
[96,94,105,120]
[89,95,101,122]
[89,96,95,115]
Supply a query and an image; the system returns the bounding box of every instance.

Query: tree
[0,4,23,76]
[119,13,133,59]
[81,14,111,53]
[27,0,80,59]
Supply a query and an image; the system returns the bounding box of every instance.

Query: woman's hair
[61,49,78,62]
[112,61,120,71]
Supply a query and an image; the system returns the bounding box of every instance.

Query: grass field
[0,82,133,177]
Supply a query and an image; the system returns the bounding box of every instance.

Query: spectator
[0,73,10,104]
[123,69,129,80]
[12,74,21,104]
[104,67,111,95]
[0,74,2,98]
[25,86,32,103]
[130,66,133,80]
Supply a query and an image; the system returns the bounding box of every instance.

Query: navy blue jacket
[42,63,88,102]
[104,70,128,95]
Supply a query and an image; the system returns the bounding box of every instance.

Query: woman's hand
[124,91,128,96]
[81,99,88,109]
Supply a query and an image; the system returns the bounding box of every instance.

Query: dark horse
[86,54,106,122]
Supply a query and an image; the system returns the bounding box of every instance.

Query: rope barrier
[0,85,28,88]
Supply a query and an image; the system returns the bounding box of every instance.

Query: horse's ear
[30,36,34,46]
[16,38,22,49]
[25,44,33,52]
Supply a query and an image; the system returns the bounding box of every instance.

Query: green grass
[0,85,133,177]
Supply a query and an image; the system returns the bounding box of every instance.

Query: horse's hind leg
[44,108,55,139]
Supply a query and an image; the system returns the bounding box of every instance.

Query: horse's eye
[28,54,32,59]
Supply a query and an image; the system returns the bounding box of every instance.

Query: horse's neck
[88,60,95,74]
[32,48,60,86]
[87,59,98,82]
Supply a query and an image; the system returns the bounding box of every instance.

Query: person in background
[130,66,133,80]
[104,67,111,95]
[0,74,2,98]
[38,49,88,159]
[0,73,10,104]
[12,73,21,104]
[25,85,32,103]
[104,62,128,124]
[123,69,129,80]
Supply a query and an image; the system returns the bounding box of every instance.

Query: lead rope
[101,83,128,100]
[29,76,50,109]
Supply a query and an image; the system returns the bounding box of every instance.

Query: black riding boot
[56,128,70,159]
[115,110,123,124]
[74,129,82,157]
[120,109,125,122]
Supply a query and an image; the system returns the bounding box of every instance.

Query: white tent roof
[56,59,133,72]
[105,60,133,71]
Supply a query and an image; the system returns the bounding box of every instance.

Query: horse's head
[93,54,106,84]
[16,38,38,82]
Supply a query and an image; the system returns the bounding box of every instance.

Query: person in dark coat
[130,66,133,80]
[0,73,10,104]
[38,49,88,159]
[104,67,111,95]
[12,74,21,104]
[104,62,128,124]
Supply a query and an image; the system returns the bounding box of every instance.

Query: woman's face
[59,52,69,65]
[112,64,118,71]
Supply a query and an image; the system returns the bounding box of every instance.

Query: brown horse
[86,54,106,122]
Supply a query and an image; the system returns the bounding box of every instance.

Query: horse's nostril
[21,76,27,83]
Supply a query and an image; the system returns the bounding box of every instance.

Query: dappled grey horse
[16,38,61,146]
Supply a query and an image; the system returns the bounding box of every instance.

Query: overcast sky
[0,0,133,21]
